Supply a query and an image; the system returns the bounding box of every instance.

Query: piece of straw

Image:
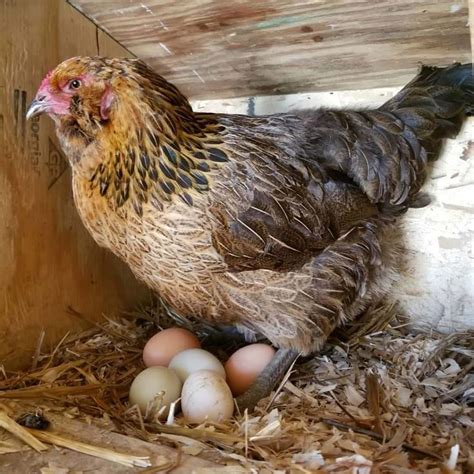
[0,411,47,452]
[27,429,153,468]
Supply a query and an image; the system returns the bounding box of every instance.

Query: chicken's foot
[235,348,299,411]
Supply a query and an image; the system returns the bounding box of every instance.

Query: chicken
[27,58,473,409]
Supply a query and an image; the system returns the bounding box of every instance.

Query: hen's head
[27,57,193,146]
[26,57,221,210]
[26,57,123,124]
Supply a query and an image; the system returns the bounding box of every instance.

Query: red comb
[39,70,53,91]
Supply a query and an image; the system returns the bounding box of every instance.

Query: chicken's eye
[69,79,81,90]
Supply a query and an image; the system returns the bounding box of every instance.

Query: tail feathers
[304,64,471,213]
[413,63,473,114]
[381,63,473,139]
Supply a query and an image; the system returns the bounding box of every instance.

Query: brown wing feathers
[210,63,472,276]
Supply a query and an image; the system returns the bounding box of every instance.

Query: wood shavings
[0,301,471,472]
[40,462,72,474]
[332,454,372,473]
[446,444,460,471]
[193,466,248,473]
[394,386,413,407]
[344,385,365,407]
[292,450,325,469]
[0,437,30,455]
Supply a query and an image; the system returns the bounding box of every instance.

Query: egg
[129,366,182,417]
[181,370,234,423]
[225,344,276,396]
[143,327,200,367]
[169,348,226,383]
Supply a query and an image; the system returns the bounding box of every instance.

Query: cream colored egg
[169,348,226,383]
[181,370,234,423]
[129,367,182,418]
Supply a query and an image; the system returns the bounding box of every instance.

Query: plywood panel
[0,413,218,473]
[69,0,471,99]
[0,0,149,370]
[192,92,474,332]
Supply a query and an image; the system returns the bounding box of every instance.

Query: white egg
[169,348,226,383]
[181,370,234,423]
[129,366,182,418]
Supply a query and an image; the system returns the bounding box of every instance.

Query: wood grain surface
[0,0,149,370]
[69,0,471,99]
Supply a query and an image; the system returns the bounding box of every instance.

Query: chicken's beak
[26,97,48,120]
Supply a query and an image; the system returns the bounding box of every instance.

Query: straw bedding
[0,300,472,473]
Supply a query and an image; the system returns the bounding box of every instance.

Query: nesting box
[0,1,472,472]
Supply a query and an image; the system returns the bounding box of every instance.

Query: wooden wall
[0,0,149,370]
[69,0,471,99]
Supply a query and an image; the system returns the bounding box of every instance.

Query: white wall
[192,89,474,332]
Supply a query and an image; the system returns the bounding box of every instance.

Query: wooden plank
[0,0,149,370]
[68,0,471,99]
[470,0,474,57]
[0,413,219,473]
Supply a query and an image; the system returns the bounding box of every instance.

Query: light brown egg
[225,344,276,396]
[143,327,200,367]
[129,366,182,418]
[181,370,234,423]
